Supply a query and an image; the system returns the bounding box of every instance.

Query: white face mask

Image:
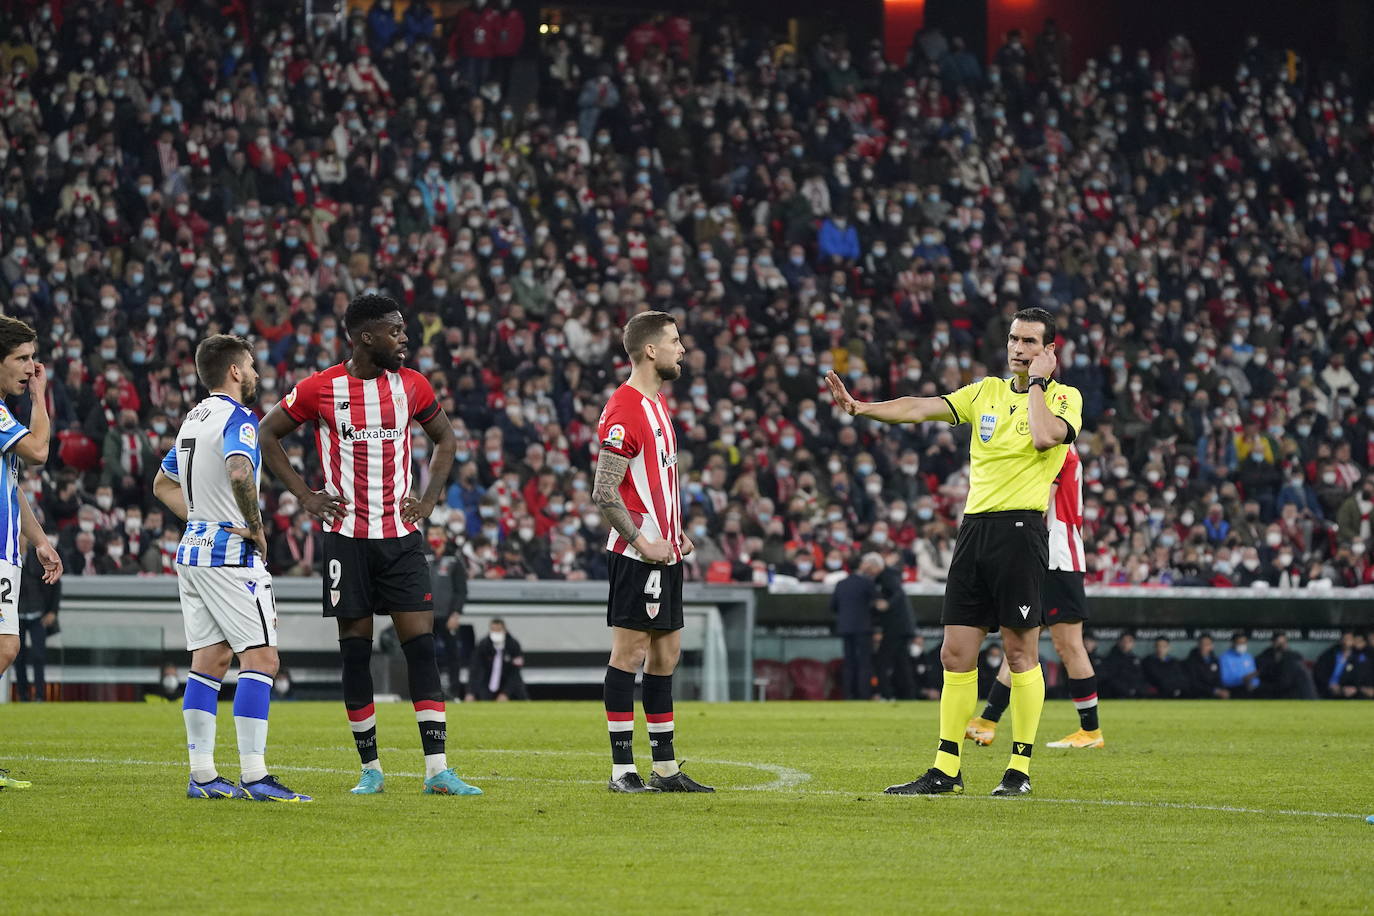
[490,631,506,648]
[162,674,179,692]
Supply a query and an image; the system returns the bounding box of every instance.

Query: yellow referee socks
[933,668,980,777]
[1007,665,1045,775]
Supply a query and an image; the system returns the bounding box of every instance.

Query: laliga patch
[239,423,258,449]
[0,404,15,432]
[284,388,298,408]
[603,423,626,450]
[979,413,998,442]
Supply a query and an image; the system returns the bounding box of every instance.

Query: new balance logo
[338,401,349,411]
[1018,605,1031,619]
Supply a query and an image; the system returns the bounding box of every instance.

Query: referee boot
[608,772,661,794]
[990,769,1032,797]
[884,768,964,796]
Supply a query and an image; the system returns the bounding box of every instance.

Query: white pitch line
[3,753,1364,821]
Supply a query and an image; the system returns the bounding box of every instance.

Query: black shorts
[942,511,1048,632]
[323,531,434,618]
[606,552,684,631]
[1042,569,1089,625]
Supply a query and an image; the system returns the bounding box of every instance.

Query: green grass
[1,699,1369,913]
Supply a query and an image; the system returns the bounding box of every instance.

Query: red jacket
[452,8,501,59]
[494,9,524,57]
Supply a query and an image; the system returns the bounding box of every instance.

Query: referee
[826,307,1082,797]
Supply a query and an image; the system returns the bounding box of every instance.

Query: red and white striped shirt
[1047,445,1085,573]
[282,364,441,539]
[596,384,681,564]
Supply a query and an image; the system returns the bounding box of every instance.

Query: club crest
[979,413,998,442]
[645,601,661,619]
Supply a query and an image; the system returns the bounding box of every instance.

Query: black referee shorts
[322,531,435,618]
[1043,569,1089,626]
[942,511,1048,633]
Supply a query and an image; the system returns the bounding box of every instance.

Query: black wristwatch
[1028,376,1049,391]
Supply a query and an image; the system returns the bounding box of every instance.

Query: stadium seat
[785,658,830,700]
[752,659,793,701]
[826,659,847,700]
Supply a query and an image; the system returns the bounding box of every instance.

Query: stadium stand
[0,3,1372,596]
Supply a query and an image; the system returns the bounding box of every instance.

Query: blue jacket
[818,219,860,261]
[1219,648,1258,689]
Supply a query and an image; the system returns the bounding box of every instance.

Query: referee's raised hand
[825,370,860,416]
[1028,344,1057,379]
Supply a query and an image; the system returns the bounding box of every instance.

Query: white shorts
[0,558,20,637]
[177,564,278,653]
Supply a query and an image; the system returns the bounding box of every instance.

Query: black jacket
[472,634,528,699]
[830,573,875,636]
[18,546,61,622]
[874,568,916,637]
[1185,648,1224,697]
[1099,647,1146,699]
[1142,654,1189,698]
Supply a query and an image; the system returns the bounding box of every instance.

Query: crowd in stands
[3,3,1374,590]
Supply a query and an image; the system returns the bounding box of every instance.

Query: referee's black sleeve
[940,395,960,425]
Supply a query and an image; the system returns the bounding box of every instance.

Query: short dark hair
[195,334,253,389]
[344,293,401,335]
[622,310,676,362]
[0,316,37,361]
[1011,307,1055,344]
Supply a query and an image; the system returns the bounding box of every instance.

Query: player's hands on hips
[226,526,269,559]
[36,542,62,583]
[679,532,695,557]
[825,370,861,416]
[28,361,47,399]
[302,489,349,524]
[400,495,434,525]
[636,536,674,564]
[1028,344,1057,379]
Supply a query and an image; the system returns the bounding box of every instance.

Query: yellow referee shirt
[941,377,1084,515]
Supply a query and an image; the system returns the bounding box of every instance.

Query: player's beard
[656,361,681,381]
[374,347,405,373]
[240,377,259,405]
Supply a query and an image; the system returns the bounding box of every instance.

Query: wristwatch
[1028,376,1050,391]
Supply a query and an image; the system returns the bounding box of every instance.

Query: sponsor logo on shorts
[1018,605,1031,619]
[979,413,997,442]
[645,601,660,619]
[245,581,257,595]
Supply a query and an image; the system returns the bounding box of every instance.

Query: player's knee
[239,646,280,677]
[1002,639,1039,672]
[610,644,648,671]
[939,641,974,672]
[191,643,234,678]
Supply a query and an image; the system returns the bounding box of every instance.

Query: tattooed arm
[592,448,673,564]
[226,454,269,560]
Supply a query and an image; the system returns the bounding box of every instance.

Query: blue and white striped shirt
[161,394,262,568]
[0,401,31,567]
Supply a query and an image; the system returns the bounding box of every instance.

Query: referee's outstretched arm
[825,371,954,425]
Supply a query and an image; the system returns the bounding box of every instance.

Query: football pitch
[2,699,1368,913]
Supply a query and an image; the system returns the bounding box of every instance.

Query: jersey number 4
[644,569,662,600]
